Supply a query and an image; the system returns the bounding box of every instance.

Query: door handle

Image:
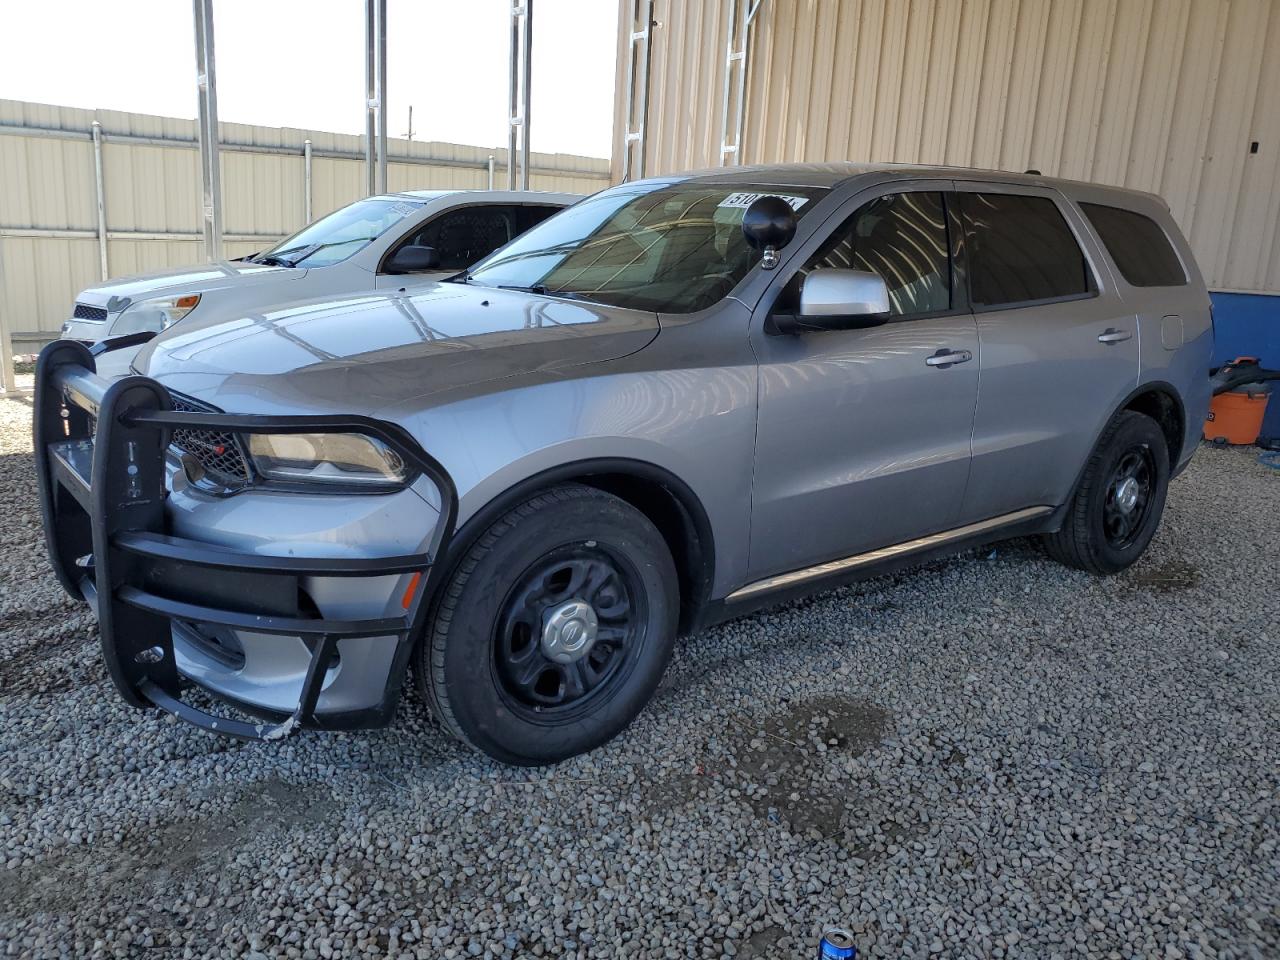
[925,349,973,368]
[1097,328,1133,344]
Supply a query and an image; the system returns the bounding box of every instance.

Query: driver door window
[789,191,952,318]
[396,206,519,272]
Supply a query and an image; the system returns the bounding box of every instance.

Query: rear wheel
[418,484,678,765]
[1043,410,1169,574]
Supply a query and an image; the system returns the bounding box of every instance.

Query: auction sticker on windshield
[717,192,810,211]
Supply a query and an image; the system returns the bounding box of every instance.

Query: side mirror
[385,244,441,274]
[741,196,798,268]
[771,269,891,335]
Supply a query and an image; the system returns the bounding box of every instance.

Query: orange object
[401,571,423,609]
[1204,388,1270,444]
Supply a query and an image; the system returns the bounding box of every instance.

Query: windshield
[461,182,827,313]
[255,197,425,268]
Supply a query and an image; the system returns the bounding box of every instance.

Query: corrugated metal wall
[0,98,610,345]
[612,0,1280,293]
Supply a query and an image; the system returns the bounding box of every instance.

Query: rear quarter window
[1080,202,1187,287]
[960,193,1094,308]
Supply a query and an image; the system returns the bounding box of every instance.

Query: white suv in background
[60,190,580,344]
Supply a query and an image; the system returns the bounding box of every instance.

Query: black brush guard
[33,339,457,741]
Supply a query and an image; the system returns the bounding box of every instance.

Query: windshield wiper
[255,237,377,268]
[494,284,604,306]
[476,242,583,273]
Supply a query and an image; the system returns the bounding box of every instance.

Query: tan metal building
[612,0,1280,295]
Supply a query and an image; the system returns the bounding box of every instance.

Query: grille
[168,393,253,489]
[73,303,108,322]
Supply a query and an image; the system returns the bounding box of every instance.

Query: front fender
[398,366,758,599]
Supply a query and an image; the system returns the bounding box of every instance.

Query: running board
[725,506,1054,603]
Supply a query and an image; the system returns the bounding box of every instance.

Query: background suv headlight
[109,294,201,335]
[246,433,410,487]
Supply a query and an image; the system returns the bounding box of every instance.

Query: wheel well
[1123,388,1184,468]
[438,461,715,638]
[576,472,712,635]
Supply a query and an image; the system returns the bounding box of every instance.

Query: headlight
[110,294,201,335]
[246,433,409,487]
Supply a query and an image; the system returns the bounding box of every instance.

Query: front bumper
[33,339,457,741]
[62,318,108,343]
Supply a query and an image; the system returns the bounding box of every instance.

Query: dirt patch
[638,696,890,835]
[1127,559,1200,593]
[737,925,786,957]
[0,777,338,924]
[731,696,891,836]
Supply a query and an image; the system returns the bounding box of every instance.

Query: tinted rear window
[1080,202,1187,287]
[961,193,1093,307]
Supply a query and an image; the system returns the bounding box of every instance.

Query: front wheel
[418,484,679,766]
[1043,410,1170,574]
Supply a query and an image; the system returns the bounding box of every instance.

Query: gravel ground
[1,388,1277,960]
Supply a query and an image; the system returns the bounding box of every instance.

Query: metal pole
[488,155,495,190]
[375,0,388,194]
[520,0,532,191]
[193,0,223,261]
[303,139,313,223]
[91,120,109,280]
[730,0,762,167]
[620,0,654,181]
[507,4,520,190]
[0,240,15,394]
[364,0,377,196]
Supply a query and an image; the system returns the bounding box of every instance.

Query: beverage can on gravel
[818,927,857,959]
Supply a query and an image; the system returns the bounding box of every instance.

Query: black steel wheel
[1044,410,1170,575]
[1101,445,1156,549]
[493,545,647,720]
[418,484,678,766]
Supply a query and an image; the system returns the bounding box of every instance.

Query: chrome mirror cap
[799,268,891,317]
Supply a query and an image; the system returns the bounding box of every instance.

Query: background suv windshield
[464,183,826,313]
[258,197,425,268]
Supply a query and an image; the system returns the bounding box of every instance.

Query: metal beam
[507,4,520,189]
[303,139,313,223]
[0,238,15,394]
[376,0,388,194]
[365,0,387,196]
[192,0,223,261]
[508,1,532,190]
[91,121,109,280]
[521,0,532,191]
[0,228,284,243]
[620,0,654,181]
[365,0,376,196]
[719,0,767,166]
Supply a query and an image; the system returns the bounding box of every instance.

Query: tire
[418,483,679,766]
[1043,410,1170,575]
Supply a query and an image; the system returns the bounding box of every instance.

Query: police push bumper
[33,339,457,741]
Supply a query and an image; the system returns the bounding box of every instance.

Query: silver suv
[60,190,578,344]
[34,164,1212,765]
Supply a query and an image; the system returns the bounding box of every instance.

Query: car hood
[76,261,307,309]
[133,283,659,415]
